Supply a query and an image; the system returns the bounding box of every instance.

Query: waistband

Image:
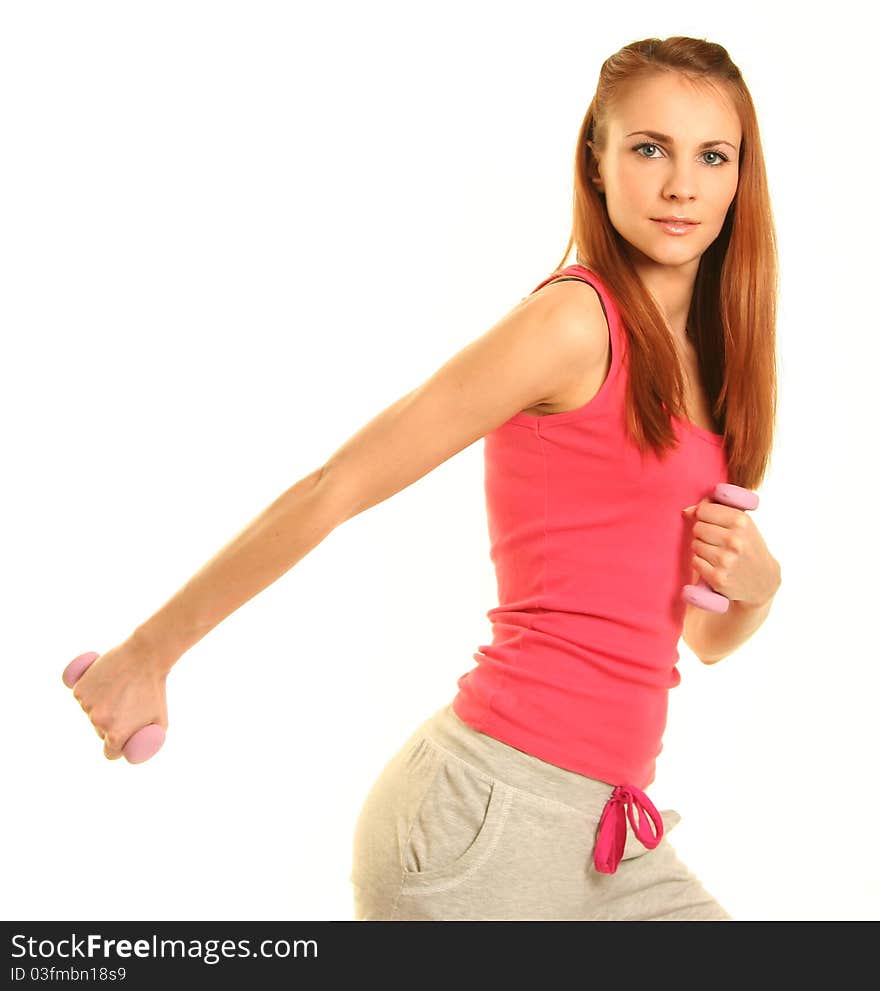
[416,703,663,874]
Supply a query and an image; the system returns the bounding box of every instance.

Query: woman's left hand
[682,500,781,608]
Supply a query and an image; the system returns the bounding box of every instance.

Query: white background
[3,0,876,922]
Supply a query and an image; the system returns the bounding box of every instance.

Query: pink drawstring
[593,784,664,874]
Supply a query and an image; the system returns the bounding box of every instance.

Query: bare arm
[134,279,608,671]
[132,465,336,670]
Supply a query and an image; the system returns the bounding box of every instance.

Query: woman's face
[588,73,742,271]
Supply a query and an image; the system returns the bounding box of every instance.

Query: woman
[68,35,782,921]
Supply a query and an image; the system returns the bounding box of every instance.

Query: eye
[632,142,729,166]
[703,150,729,166]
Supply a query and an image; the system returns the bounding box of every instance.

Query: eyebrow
[626,130,738,152]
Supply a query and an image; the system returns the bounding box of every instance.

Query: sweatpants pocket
[399,738,513,892]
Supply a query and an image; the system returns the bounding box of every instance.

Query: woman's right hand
[67,636,170,761]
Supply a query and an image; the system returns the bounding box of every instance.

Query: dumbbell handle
[62,652,165,763]
[682,483,760,613]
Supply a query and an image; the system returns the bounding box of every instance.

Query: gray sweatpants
[350,701,732,921]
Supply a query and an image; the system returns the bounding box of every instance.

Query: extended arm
[132,279,609,672]
[133,465,339,670]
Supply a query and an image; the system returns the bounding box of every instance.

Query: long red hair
[555,35,778,491]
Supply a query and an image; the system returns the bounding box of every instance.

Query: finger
[693,520,732,548]
[103,733,124,761]
[693,538,723,569]
[692,552,721,590]
[690,501,745,527]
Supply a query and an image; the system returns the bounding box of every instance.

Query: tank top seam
[487,419,543,721]
[537,421,550,623]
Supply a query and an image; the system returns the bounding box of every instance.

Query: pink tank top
[452,264,729,792]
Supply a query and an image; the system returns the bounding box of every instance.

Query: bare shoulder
[515,275,607,358]
[517,275,611,414]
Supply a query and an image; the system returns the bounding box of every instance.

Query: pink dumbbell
[62,651,166,763]
[682,482,760,613]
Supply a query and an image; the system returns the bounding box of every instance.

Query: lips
[652,217,698,224]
